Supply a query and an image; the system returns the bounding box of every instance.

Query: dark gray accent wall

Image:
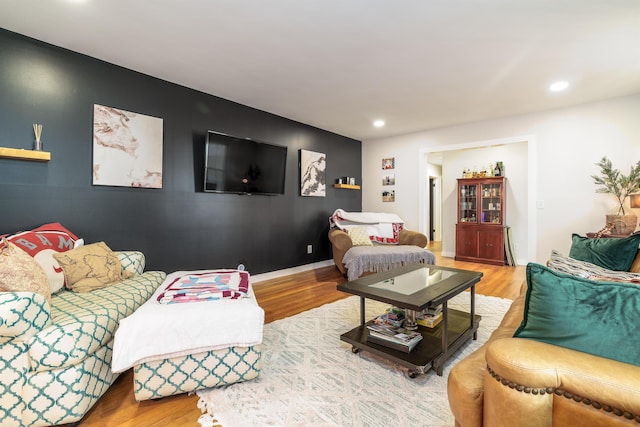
[0,29,362,274]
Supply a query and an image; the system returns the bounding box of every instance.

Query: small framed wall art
[382,190,395,202]
[382,157,395,170]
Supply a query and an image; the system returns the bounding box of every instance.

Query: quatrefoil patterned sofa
[0,240,165,427]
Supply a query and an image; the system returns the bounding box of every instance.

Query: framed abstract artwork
[92,104,163,188]
[300,149,326,197]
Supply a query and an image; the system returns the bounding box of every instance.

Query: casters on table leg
[351,346,360,354]
[407,370,417,379]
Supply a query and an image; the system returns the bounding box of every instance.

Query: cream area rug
[197,292,512,427]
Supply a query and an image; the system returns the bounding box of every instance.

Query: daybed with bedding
[328,209,434,280]
[112,269,264,401]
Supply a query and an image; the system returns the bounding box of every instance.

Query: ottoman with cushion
[112,269,264,401]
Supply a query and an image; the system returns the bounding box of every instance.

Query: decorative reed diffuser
[33,124,43,151]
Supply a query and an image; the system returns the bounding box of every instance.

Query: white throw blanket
[111,270,264,373]
[329,209,405,243]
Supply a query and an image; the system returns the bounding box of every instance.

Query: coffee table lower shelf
[340,308,481,378]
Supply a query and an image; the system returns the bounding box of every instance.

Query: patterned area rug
[196,293,513,427]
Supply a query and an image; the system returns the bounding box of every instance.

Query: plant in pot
[591,156,640,235]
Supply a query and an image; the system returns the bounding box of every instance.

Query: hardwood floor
[78,242,525,426]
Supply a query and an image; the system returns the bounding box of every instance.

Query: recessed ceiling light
[373,120,385,128]
[549,81,569,92]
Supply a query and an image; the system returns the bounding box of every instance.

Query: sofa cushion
[568,233,640,271]
[27,271,165,372]
[0,239,51,305]
[513,263,640,367]
[116,251,146,279]
[53,242,122,293]
[2,223,82,294]
[347,226,373,246]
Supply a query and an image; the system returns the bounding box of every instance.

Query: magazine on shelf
[367,330,423,353]
[366,322,423,352]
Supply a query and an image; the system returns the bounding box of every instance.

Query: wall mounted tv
[204,130,288,195]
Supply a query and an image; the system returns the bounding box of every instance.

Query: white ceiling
[1,0,639,141]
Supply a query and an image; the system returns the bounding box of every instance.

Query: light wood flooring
[77,242,525,427]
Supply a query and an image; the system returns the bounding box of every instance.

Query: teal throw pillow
[568,233,640,271]
[513,263,640,367]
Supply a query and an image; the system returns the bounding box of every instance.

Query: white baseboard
[441,251,455,258]
[252,260,335,283]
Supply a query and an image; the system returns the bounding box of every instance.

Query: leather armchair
[328,228,428,276]
[447,253,640,427]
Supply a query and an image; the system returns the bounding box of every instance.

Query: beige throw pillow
[0,238,51,304]
[348,226,373,246]
[53,242,122,293]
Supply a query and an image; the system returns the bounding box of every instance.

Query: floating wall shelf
[0,147,51,162]
[333,184,360,190]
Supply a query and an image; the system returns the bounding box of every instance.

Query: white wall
[362,93,640,264]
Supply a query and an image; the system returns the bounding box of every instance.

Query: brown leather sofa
[448,253,640,427]
[328,228,428,276]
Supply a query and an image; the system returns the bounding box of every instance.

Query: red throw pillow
[2,223,82,294]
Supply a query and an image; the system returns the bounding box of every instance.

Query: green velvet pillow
[513,263,640,367]
[568,233,640,271]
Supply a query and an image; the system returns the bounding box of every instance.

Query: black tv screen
[204,130,287,195]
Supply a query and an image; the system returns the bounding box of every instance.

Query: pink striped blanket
[156,270,249,304]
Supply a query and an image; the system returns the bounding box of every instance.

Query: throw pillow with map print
[2,223,82,294]
[53,241,123,293]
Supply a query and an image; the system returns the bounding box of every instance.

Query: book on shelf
[366,323,423,353]
[417,311,443,328]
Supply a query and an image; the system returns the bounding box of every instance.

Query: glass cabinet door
[459,183,477,223]
[481,183,502,224]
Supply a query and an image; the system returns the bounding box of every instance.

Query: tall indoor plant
[591,156,640,234]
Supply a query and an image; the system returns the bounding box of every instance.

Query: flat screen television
[204,130,288,195]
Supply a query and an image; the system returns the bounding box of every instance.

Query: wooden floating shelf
[334,184,361,190]
[0,147,51,162]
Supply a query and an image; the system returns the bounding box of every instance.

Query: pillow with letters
[2,223,83,294]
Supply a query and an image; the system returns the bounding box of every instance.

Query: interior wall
[362,93,640,264]
[0,29,362,274]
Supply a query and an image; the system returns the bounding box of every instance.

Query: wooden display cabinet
[455,177,506,265]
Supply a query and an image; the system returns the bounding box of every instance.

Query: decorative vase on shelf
[604,214,638,235]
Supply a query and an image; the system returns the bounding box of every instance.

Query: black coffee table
[337,263,483,377]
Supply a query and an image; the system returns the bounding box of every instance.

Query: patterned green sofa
[0,251,166,427]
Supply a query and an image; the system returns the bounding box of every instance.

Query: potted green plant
[591,156,640,235]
